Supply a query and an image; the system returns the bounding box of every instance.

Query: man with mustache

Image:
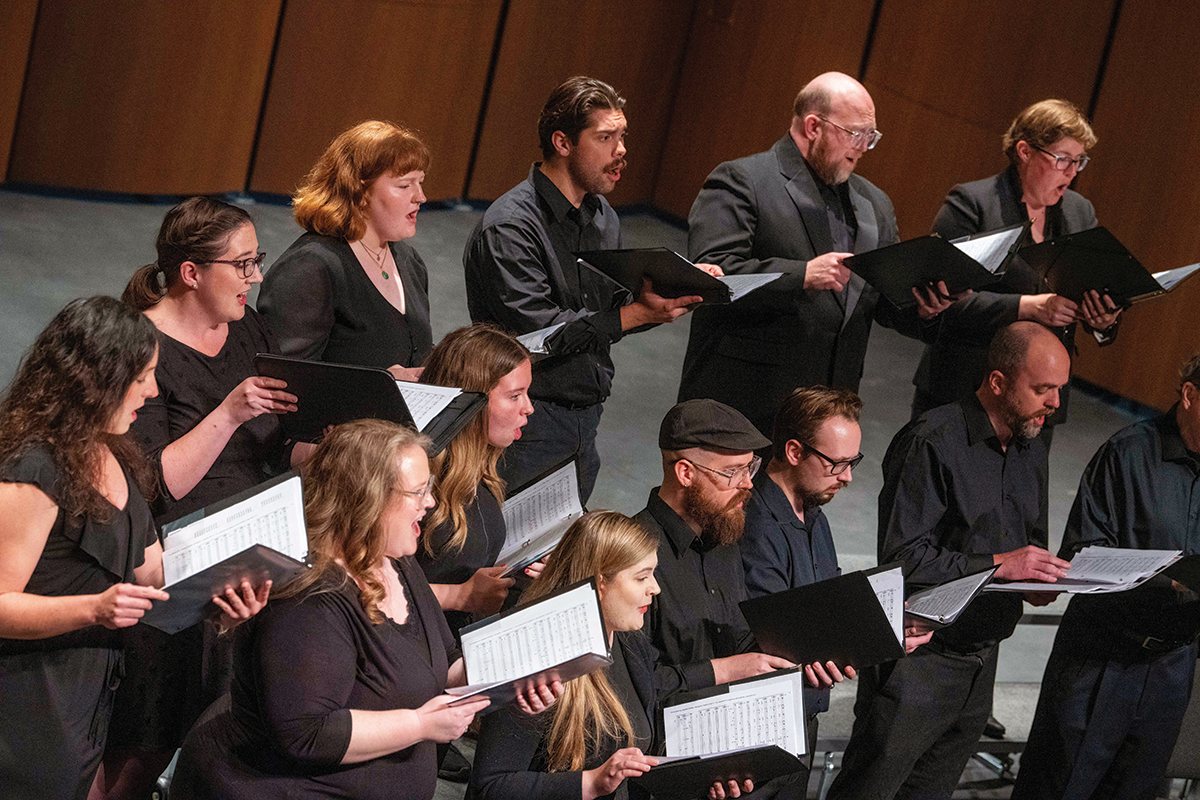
[464,76,700,503]
[677,71,953,438]
[827,321,1072,799]
[1012,352,1200,800]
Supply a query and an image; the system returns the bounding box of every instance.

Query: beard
[683,480,751,548]
[1002,399,1053,442]
[802,486,840,509]
[807,134,853,186]
[569,156,626,196]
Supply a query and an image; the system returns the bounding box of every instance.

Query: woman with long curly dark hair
[0,297,168,800]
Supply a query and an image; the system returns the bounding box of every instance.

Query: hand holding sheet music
[984,546,1181,594]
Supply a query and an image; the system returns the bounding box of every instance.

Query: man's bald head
[980,321,1071,442]
[790,72,878,186]
[793,72,873,120]
[985,321,1066,380]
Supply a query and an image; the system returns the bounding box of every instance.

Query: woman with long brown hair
[174,419,556,798]
[417,323,534,636]
[258,120,433,379]
[469,511,752,800]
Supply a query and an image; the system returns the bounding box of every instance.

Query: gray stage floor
[0,188,1158,796]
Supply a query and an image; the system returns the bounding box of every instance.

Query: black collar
[530,163,600,225]
[1159,407,1200,470]
[646,488,701,558]
[962,392,1032,452]
[754,468,807,531]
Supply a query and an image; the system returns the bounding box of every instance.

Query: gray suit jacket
[678,135,911,435]
[912,167,1105,420]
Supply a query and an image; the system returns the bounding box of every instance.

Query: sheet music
[905,570,994,623]
[664,671,805,758]
[161,476,307,586]
[953,227,1024,274]
[394,382,462,430]
[497,461,583,568]
[719,273,784,301]
[459,581,607,683]
[984,546,1181,594]
[1152,263,1200,291]
[866,567,904,644]
[517,322,568,355]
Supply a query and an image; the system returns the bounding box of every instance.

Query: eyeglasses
[680,455,762,488]
[1030,144,1089,173]
[206,251,267,279]
[818,117,883,150]
[395,474,436,503]
[802,442,864,476]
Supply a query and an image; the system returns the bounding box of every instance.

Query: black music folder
[576,247,783,304]
[447,578,611,711]
[740,564,906,670]
[842,224,1025,309]
[1018,226,1200,305]
[632,745,805,800]
[254,354,485,454]
[141,473,310,634]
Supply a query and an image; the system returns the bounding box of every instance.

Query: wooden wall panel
[466,0,695,206]
[1071,1,1200,410]
[856,0,1114,240]
[0,0,39,181]
[249,0,502,202]
[9,0,281,195]
[653,0,875,220]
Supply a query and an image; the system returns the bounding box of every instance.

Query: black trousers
[1012,639,1198,800]
[827,641,999,800]
[497,399,602,503]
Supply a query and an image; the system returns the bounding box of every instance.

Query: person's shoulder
[848,171,894,207]
[0,442,61,497]
[270,232,346,273]
[1061,188,1096,228]
[478,177,541,228]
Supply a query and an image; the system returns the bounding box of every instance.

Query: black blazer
[677,135,917,436]
[258,231,433,370]
[468,631,678,800]
[913,167,1106,420]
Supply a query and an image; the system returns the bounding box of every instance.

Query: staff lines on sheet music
[164,508,290,585]
[672,691,791,757]
[465,600,592,683]
[503,479,576,538]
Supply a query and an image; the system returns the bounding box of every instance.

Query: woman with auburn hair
[469,511,753,800]
[0,297,253,799]
[96,197,297,800]
[258,120,433,379]
[417,323,534,637]
[174,420,557,799]
[912,98,1122,434]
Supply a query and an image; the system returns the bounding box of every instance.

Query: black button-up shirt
[880,393,1048,651]
[637,488,753,691]
[1058,409,1200,650]
[740,469,841,598]
[463,164,627,407]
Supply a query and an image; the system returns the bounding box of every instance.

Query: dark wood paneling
[856,0,1114,240]
[9,0,281,194]
[0,0,38,181]
[249,0,502,202]
[466,0,695,206]
[653,0,876,220]
[1071,0,1200,410]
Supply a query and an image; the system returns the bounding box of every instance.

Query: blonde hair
[522,511,659,771]
[292,121,431,241]
[420,324,530,557]
[1003,99,1097,165]
[280,419,431,623]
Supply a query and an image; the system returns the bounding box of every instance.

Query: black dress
[173,556,458,800]
[468,631,669,800]
[258,231,433,370]
[108,308,292,751]
[0,445,157,800]
[416,481,507,638]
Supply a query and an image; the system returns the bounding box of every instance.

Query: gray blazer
[677,135,913,436]
[912,167,1105,420]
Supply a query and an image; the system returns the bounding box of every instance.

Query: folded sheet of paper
[394,382,463,430]
[1152,263,1200,291]
[904,568,997,625]
[497,461,583,575]
[951,226,1025,274]
[162,475,308,586]
[516,322,568,355]
[866,566,905,644]
[717,273,784,301]
[663,669,806,758]
[984,546,1181,594]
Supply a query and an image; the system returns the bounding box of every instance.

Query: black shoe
[438,742,472,783]
[983,714,1007,739]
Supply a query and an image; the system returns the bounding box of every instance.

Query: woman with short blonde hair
[258,120,434,379]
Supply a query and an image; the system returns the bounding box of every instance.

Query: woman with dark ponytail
[93,197,291,799]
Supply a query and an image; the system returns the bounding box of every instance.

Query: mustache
[606,158,627,172]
